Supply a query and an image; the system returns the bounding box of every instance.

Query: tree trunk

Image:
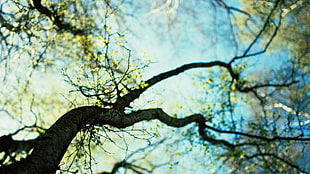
[0,106,107,174]
[0,106,205,174]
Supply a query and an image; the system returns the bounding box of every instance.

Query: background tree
[0,0,309,173]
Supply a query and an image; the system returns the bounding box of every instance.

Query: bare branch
[114,61,238,110]
[99,139,166,174]
[0,105,308,173]
[215,0,252,17]
[246,153,309,174]
[229,0,282,64]
[237,80,298,92]
[124,109,310,145]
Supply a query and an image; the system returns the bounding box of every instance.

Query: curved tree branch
[0,135,37,164]
[114,59,297,113]
[237,81,298,92]
[0,106,107,173]
[0,57,304,173]
[229,0,282,64]
[114,61,239,110]
[0,106,205,173]
[0,105,309,173]
[31,0,86,35]
[246,152,309,174]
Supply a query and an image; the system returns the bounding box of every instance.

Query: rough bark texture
[0,62,233,174]
[0,106,105,174]
[1,61,305,173]
[0,106,205,174]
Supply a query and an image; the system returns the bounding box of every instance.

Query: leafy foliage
[0,0,309,173]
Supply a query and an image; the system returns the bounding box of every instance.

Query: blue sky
[1,0,308,173]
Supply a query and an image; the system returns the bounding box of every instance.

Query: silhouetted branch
[114,61,238,110]
[0,135,37,164]
[215,0,252,17]
[99,139,166,174]
[0,13,22,32]
[0,104,308,173]
[31,0,86,35]
[229,0,282,64]
[237,81,298,92]
[246,153,309,174]
[125,109,310,147]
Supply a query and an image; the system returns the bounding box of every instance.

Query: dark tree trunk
[0,106,107,174]
[0,106,206,174]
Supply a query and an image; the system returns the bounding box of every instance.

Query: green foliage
[0,0,309,173]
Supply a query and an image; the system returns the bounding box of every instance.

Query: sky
[0,0,258,172]
[109,1,249,173]
[1,0,308,173]
[119,0,255,115]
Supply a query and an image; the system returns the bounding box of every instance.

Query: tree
[0,0,309,173]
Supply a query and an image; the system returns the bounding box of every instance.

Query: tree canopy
[0,0,309,173]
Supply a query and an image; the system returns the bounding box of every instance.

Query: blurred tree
[0,0,309,173]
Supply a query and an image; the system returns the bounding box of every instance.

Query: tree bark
[0,106,106,174]
[0,60,305,173]
[0,106,205,174]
